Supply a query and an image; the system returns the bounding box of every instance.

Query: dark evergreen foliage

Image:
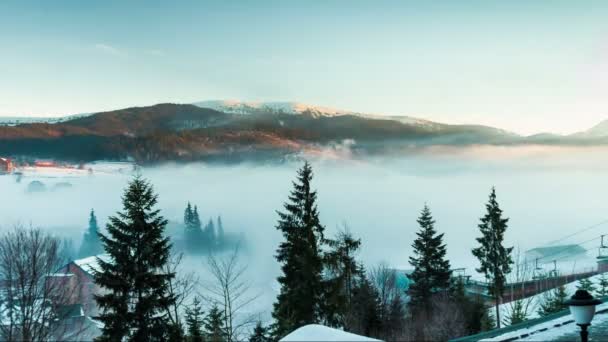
[450,277,494,334]
[94,176,176,341]
[184,203,204,253]
[272,162,326,338]
[408,204,452,314]
[538,285,568,316]
[79,209,103,258]
[577,278,597,293]
[346,271,382,338]
[203,304,227,342]
[248,321,271,342]
[322,229,362,327]
[471,187,513,329]
[217,216,225,247]
[185,297,204,342]
[204,219,216,249]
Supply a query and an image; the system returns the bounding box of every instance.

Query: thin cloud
[93,43,127,57]
[145,49,166,57]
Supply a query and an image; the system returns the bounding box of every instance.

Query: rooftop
[453,300,608,341]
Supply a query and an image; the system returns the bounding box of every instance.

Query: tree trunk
[495,298,501,329]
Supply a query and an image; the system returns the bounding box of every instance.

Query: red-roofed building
[0,158,13,174]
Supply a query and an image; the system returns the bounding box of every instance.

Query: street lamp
[565,289,602,342]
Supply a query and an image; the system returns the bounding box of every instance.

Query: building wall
[51,263,101,316]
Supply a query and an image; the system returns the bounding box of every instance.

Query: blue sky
[1,0,608,134]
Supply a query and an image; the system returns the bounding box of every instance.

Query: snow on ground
[498,272,606,327]
[280,324,381,342]
[481,302,608,341]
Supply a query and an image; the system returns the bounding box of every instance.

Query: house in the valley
[0,157,13,174]
[43,255,108,340]
[49,255,108,317]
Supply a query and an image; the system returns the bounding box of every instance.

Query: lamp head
[565,289,602,326]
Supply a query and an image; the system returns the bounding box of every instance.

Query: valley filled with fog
[1,145,607,320]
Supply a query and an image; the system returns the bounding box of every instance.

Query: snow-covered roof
[477,302,608,341]
[73,255,110,275]
[280,324,381,342]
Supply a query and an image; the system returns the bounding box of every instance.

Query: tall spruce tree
[272,162,326,338]
[185,297,204,342]
[79,209,103,258]
[408,204,452,314]
[472,187,513,329]
[184,203,204,253]
[184,202,194,227]
[204,304,226,342]
[323,228,362,327]
[95,176,176,341]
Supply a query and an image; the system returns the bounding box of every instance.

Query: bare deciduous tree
[201,246,259,342]
[369,262,402,318]
[162,252,198,335]
[0,225,88,341]
[504,248,535,326]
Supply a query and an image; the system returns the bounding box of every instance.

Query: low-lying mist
[1,144,608,313]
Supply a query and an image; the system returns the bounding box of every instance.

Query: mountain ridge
[0,102,607,164]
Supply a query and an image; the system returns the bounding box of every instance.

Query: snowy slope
[498,272,605,327]
[193,99,439,127]
[280,324,381,342]
[572,119,608,138]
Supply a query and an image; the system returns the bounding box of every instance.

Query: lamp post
[565,289,602,342]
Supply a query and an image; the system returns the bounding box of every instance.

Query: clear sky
[1,0,607,135]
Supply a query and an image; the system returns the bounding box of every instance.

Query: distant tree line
[183,203,228,254]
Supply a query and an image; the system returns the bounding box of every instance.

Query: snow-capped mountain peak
[192,100,439,128]
[193,100,354,118]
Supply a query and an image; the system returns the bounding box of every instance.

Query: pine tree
[184,203,204,253]
[577,278,597,293]
[538,285,568,316]
[184,202,193,227]
[323,228,362,327]
[272,162,326,338]
[249,321,270,342]
[450,277,492,334]
[79,209,103,258]
[598,274,608,297]
[472,187,513,329]
[95,176,176,341]
[204,219,216,249]
[185,297,204,342]
[204,304,226,342]
[408,204,452,314]
[346,271,382,338]
[217,216,225,249]
[504,300,528,326]
[193,206,202,233]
